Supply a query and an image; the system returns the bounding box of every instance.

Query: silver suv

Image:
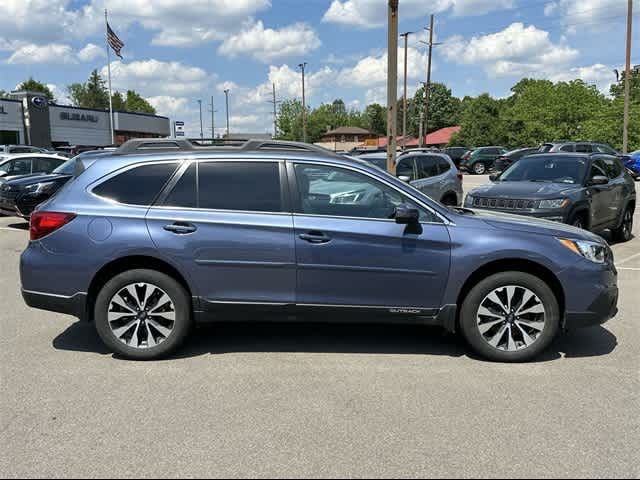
[359,151,463,206]
[538,142,619,155]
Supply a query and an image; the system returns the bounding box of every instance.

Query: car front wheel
[94,269,192,360]
[459,272,560,362]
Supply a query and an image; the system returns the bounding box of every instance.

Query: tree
[68,70,110,109]
[124,90,156,114]
[404,83,462,137]
[610,70,640,103]
[0,90,8,98]
[363,103,387,135]
[68,70,156,114]
[450,93,506,147]
[276,99,305,141]
[16,78,55,101]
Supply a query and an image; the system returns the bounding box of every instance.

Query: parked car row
[19,138,623,363]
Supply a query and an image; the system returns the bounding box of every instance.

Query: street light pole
[622,0,633,154]
[298,62,307,143]
[224,89,230,138]
[422,14,435,147]
[386,0,399,175]
[198,99,203,140]
[208,96,217,140]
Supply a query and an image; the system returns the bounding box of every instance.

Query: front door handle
[164,222,197,234]
[299,231,332,244]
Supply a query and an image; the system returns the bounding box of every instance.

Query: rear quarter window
[93,163,178,206]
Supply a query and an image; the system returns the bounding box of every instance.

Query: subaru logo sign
[31,96,47,110]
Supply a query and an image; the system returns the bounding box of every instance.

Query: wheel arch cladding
[455,258,565,331]
[85,255,194,322]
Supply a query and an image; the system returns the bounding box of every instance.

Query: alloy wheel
[476,285,546,352]
[107,283,176,349]
[473,163,486,175]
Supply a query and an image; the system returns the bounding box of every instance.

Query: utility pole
[387,0,399,174]
[420,14,440,147]
[298,62,307,143]
[198,99,203,140]
[224,89,230,138]
[208,96,217,140]
[622,0,633,154]
[400,31,414,152]
[267,83,281,139]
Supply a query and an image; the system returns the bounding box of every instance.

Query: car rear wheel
[441,193,458,206]
[94,269,192,360]
[459,272,560,362]
[612,207,634,242]
[472,162,486,175]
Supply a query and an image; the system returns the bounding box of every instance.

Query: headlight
[24,181,56,195]
[538,198,570,209]
[557,238,609,264]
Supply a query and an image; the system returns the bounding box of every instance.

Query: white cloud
[101,59,213,97]
[46,84,70,103]
[443,23,578,77]
[77,43,105,62]
[219,21,321,62]
[560,0,629,27]
[147,96,190,117]
[322,0,513,28]
[103,0,271,47]
[549,63,617,94]
[7,43,76,64]
[339,47,427,87]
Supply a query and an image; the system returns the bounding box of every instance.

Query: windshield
[500,155,587,184]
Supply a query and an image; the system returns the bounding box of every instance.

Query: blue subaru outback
[20,139,619,362]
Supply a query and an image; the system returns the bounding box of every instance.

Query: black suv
[0,151,112,218]
[464,153,636,242]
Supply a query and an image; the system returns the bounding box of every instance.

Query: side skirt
[195,299,458,332]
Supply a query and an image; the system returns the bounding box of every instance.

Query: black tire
[94,269,192,360]
[441,193,458,206]
[612,206,634,243]
[459,271,560,363]
[472,162,486,175]
[570,212,588,230]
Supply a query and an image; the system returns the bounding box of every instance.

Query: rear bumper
[564,285,619,329]
[21,289,87,319]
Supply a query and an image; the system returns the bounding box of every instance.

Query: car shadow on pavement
[52,321,618,362]
[7,221,29,230]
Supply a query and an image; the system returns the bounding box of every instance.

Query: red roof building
[405,126,461,147]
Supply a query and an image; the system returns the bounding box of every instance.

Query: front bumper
[465,205,568,223]
[565,285,618,329]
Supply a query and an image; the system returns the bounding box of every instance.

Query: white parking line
[0,227,26,232]
[618,267,640,271]
[617,252,640,265]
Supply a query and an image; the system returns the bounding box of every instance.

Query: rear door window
[33,157,64,172]
[10,158,32,174]
[576,144,593,153]
[416,155,440,178]
[198,161,282,212]
[437,157,451,174]
[93,163,178,205]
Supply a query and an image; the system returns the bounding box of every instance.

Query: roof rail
[114,137,339,156]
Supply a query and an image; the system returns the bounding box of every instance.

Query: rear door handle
[299,231,332,244]
[164,222,197,234]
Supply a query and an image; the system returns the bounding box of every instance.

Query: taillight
[30,211,76,241]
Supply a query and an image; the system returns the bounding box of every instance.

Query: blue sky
[1,0,638,137]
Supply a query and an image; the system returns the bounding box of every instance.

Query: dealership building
[0,91,171,147]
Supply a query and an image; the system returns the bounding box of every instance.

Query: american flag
[106,23,124,59]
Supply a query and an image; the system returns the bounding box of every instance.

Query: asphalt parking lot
[1,174,638,478]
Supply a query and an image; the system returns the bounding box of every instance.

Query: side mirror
[589,175,609,186]
[398,175,411,183]
[489,173,500,182]
[394,204,420,225]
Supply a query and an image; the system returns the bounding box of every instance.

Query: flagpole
[105,9,115,145]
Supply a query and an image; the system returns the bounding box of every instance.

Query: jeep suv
[459,146,508,175]
[21,139,620,362]
[465,153,636,241]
